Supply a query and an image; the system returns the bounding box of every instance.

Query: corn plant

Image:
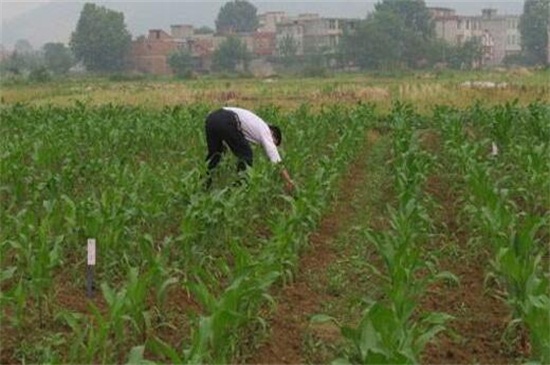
[437,103,550,363]
[316,103,455,364]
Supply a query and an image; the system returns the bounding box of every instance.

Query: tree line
[1,0,548,81]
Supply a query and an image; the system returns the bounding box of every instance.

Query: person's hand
[280,167,297,196]
[284,179,295,195]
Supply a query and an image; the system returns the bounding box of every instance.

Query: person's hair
[269,125,282,146]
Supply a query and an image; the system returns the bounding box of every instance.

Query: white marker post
[491,142,499,157]
[87,238,96,298]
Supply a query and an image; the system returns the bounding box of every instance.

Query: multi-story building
[275,13,358,56]
[258,11,288,33]
[131,6,525,74]
[170,24,195,38]
[131,25,228,74]
[253,32,277,56]
[430,7,521,66]
[430,7,461,45]
[276,18,306,55]
[480,8,520,65]
[303,17,358,53]
[130,29,180,74]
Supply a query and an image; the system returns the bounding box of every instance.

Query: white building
[430,7,521,66]
[258,12,288,33]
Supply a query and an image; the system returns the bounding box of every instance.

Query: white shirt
[223,107,282,163]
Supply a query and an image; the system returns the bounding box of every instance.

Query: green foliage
[14,39,34,54]
[342,0,436,70]
[42,42,74,75]
[212,36,251,72]
[168,48,195,78]
[438,102,550,364]
[341,11,403,70]
[438,38,483,69]
[70,3,132,72]
[519,0,550,66]
[215,0,258,34]
[0,102,374,363]
[277,34,299,67]
[0,50,43,76]
[1,100,548,363]
[195,26,215,34]
[28,66,52,83]
[374,0,434,41]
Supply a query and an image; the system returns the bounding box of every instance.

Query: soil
[421,173,523,364]
[247,131,380,364]
[0,270,200,364]
[2,127,529,364]
[247,129,523,365]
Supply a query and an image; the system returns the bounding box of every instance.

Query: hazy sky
[2,0,48,21]
[1,0,525,23]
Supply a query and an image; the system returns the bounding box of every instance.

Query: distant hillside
[1,0,522,50]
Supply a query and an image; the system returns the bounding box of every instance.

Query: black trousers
[205,109,253,176]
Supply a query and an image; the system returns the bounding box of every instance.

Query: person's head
[269,125,282,146]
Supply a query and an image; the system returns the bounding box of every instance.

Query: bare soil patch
[247,131,380,364]
[421,173,520,364]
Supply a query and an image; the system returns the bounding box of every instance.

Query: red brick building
[130,29,180,75]
[253,32,277,57]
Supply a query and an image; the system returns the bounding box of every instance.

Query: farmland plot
[0,100,548,364]
[0,102,373,363]
[248,102,549,364]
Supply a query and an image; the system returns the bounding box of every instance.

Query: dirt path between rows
[421,173,522,364]
[247,130,380,364]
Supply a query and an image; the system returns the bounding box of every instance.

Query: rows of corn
[1,101,548,363]
[315,101,548,364]
[435,102,550,362]
[0,102,373,363]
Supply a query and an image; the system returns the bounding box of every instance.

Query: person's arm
[258,131,294,193]
[280,167,295,194]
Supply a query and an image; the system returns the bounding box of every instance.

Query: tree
[70,3,132,72]
[215,0,258,34]
[278,34,299,66]
[2,40,42,75]
[196,26,215,35]
[374,0,435,68]
[374,0,434,41]
[168,48,194,78]
[438,38,483,69]
[341,0,435,70]
[519,0,549,65]
[43,43,74,74]
[14,39,34,54]
[212,36,251,72]
[457,38,483,69]
[341,11,404,70]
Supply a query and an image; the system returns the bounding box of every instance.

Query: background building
[430,7,521,66]
[130,29,180,74]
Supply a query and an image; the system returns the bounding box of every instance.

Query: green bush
[28,67,51,83]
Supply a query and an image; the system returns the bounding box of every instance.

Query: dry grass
[1,70,548,112]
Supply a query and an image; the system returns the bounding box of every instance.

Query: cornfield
[1,99,548,364]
